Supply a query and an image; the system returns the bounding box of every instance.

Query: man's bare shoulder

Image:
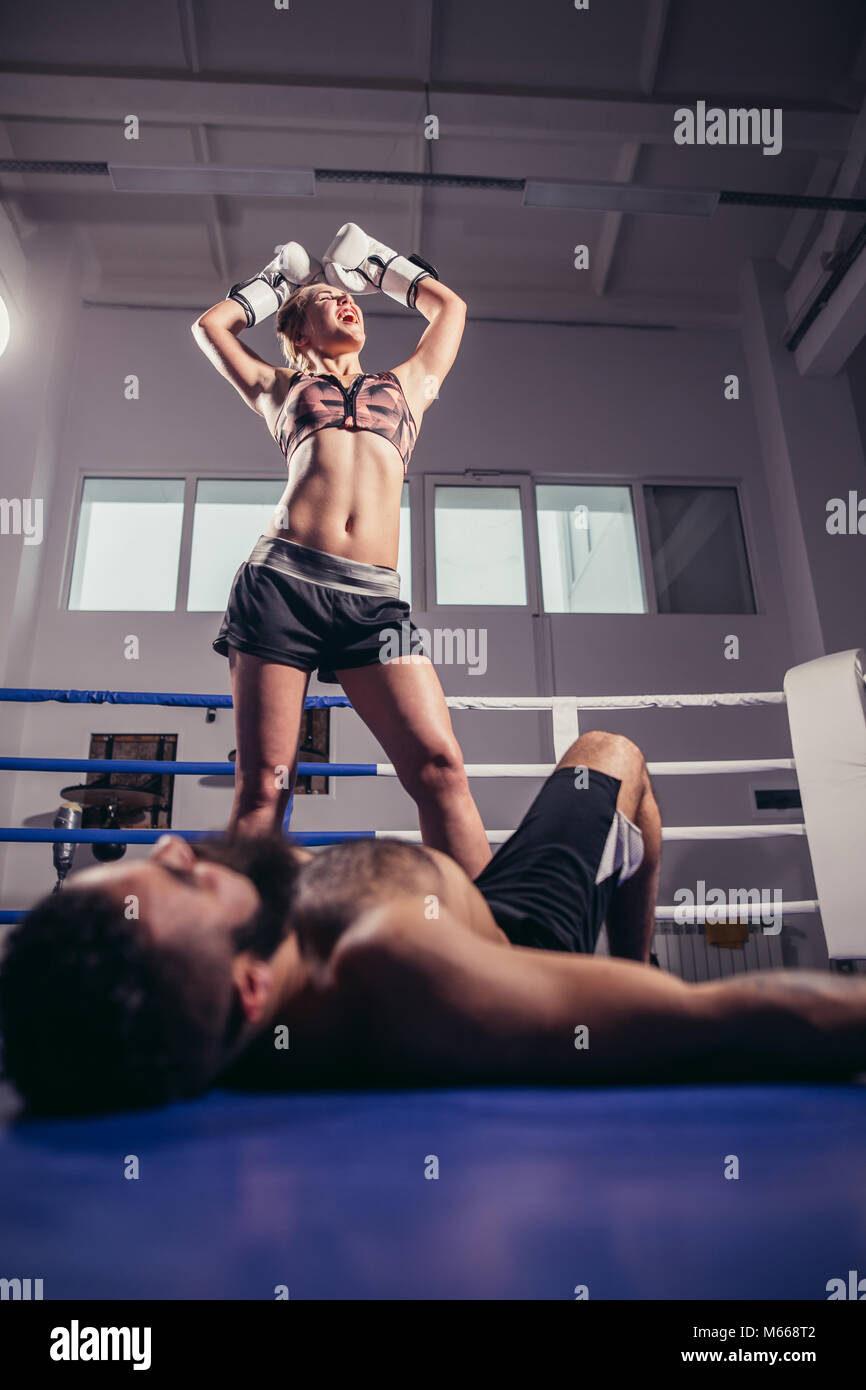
[330,897,448,977]
[326,898,526,1080]
[328,895,510,1002]
[375,849,510,947]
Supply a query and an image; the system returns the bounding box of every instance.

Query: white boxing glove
[226,242,325,327]
[322,222,438,309]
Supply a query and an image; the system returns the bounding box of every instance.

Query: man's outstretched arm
[332,897,866,1084]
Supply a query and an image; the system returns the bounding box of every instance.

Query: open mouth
[339,310,358,324]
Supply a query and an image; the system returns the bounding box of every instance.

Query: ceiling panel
[13,188,212,227]
[605,202,795,299]
[219,191,428,272]
[640,128,827,194]
[192,0,433,81]
[0,0,186,69]
[418,133,610,182]
[422,188,604,296]
[3,116,198,165]
[84,217,213,279]
[656,0,866,103]
[206,125,422,172]
[631,137,850,289]
[0,0,863,326]
[432,0,648,92]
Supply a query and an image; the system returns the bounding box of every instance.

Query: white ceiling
[1,0,865,327]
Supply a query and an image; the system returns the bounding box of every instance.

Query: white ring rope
[660,824,806,840]
[4,678,844,934]
[380,824,806,845]
[654,900,819,922]
[375,758,797,778]
[444,692,787,712]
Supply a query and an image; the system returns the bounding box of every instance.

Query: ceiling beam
[777,14,866,272]
[83,280,742,331]
[590,142,640,299]
[638,0,671,95]
[0,119,32,246]
[176,0,229,282]
[849,17,866,87]
[775,155,839,272]
[592,0,670,299]
[784,95,866,332]
[405,0,436,261]
[792,228,866,375]
[0,71,853,154]
[0,178,30,310]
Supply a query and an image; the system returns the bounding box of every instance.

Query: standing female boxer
[192,224,491,877]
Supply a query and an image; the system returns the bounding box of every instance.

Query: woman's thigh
[335,656,460,771]
[228,648,310,779]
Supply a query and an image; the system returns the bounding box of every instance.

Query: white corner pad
[784,648,866,960]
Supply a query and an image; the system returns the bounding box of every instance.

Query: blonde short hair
[275,282,323,373]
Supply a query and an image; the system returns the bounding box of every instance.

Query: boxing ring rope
[0,821,814,927]
[0,687,789,709]
[0,756,797,777]
[0,680,825,932]
[0,823,809,845]
[654,901,819,923]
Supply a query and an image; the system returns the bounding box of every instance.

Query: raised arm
[393,278,467,416]
[319,222,467,417]
[191,299,278,415]
[191,240,325,413]
[332,897,866,1085]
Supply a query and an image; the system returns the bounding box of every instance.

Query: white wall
[3,284,861,973]
[0,227,84,881]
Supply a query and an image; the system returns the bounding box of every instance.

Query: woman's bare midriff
[260,384,407,567]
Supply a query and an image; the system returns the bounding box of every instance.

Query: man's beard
[192,832,304,961]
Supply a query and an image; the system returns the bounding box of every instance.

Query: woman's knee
[398,739,468,803]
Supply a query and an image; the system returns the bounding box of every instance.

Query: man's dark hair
[0,887,231,1116]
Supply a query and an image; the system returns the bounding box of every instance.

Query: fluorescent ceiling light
[0,295,9,358]
[108,165,315,197]
[523,180,719,217]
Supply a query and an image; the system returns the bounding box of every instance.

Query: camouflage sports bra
[272,371,417,471]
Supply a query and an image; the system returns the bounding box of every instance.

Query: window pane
[187,480,282,611]
[536,484,644,613]
[645,485,756,614]
[68,478,184,611]
[398,482,411,608]
[434,486,526,605]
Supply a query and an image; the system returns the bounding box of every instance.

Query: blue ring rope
[0,825,371,925]
[0,757,377,777]
[0,687,374,921]
[0,828,373,845]
[0,689,351,709]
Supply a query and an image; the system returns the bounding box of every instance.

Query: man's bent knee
[557,730,646,777]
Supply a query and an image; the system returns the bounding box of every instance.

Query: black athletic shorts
[213,535,421,685]
[473,767,644,953]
